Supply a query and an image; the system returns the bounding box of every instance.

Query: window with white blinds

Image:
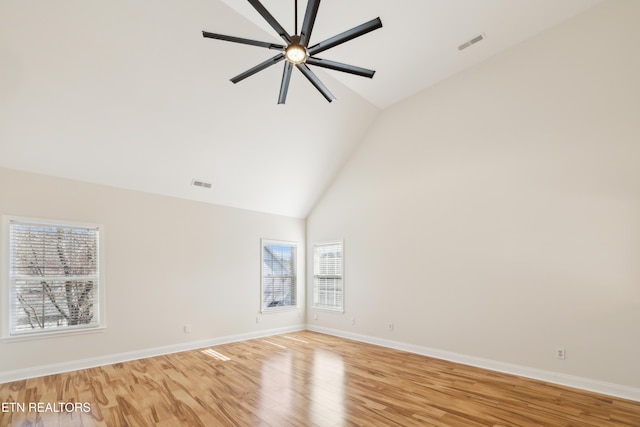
[313,241,343,311]
[7,219,102,336]
[261,239,297,311]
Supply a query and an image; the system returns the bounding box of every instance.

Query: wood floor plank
[1,331,639,426]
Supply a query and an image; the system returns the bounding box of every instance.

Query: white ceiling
[0,0,602,218]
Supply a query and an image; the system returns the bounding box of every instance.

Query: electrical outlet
[388,323,394,331]
[256,316,260,324]
[351,317,356,325]
[556,347,566,360]
[184,324,192,334]
[314,314,318,320]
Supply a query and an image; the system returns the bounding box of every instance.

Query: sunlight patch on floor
[201,349,230,361]
[262,340,287,349]
[283,335,309,343]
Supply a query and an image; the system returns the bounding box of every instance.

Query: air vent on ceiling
[458,33,485,51]
[191,179,212,189]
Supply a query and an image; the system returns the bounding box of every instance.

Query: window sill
[261,306,299,314]
[313,306,344,313]
[2,326,106,343]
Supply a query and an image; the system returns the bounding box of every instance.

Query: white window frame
[2,216,106,341]
[313,240,344,312]
[260,239,298,312]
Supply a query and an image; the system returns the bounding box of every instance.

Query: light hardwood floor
[1,331,639,426]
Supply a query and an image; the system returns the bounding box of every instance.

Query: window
[313,241,343,311]
[261,239,297,311]
[6,218,103,337]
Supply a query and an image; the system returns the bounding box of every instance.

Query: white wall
[307,0,640,391]
[0,167,305,376]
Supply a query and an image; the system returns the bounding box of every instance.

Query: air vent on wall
[191,179,212,189]
[458,33,485,51]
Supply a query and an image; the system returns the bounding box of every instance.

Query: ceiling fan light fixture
[285,37,307,64]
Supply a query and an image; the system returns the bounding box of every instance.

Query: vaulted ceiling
[0,0,602,218]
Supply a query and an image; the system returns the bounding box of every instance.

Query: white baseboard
[0,325,305,384]
[306,325,640,403]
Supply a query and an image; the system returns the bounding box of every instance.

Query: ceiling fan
[203,0,382,104]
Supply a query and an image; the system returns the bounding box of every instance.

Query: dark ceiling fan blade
[299,0,321,46]
[307,17,382,56]
[248,0,292,44]
[306,57,375,78]
[230,53,285,84]
[202,31,284,50]
[296,63,335,102]
[278,62,294,104]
